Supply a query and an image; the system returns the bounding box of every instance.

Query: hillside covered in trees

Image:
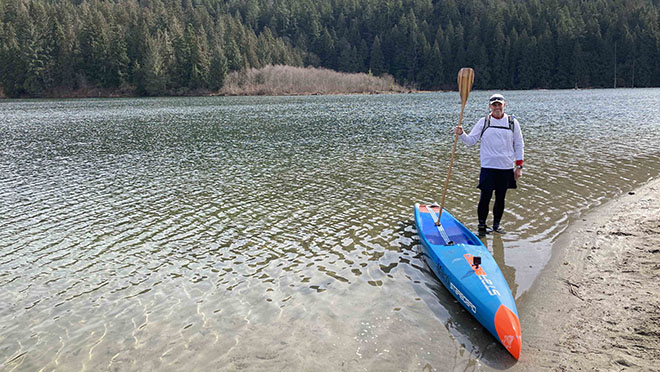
[1,0,660,97]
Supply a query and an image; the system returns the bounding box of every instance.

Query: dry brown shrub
[219,65,409,96]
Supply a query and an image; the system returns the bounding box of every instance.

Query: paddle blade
[457,68,474,104]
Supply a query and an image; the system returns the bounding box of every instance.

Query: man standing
[454,93,524,236]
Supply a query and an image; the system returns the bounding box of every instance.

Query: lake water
[2,90,660,371]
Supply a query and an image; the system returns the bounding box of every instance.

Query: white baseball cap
[489,94,505,104]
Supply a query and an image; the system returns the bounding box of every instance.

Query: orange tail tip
[494,304,522,360]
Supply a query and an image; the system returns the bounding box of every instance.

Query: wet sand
[509,177,660,371]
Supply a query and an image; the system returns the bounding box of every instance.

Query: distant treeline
[1,0,659,97]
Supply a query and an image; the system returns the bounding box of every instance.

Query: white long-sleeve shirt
[459,114,524,169]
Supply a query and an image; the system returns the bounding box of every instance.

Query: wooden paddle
[436,68,474,225]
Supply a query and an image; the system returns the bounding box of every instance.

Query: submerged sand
[509,177,660,371]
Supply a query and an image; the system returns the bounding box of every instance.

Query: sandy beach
[507,177,660,371]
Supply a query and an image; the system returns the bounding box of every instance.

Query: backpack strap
[480,114,491,139]
[481,114,515,139]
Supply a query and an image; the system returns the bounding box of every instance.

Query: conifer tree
[369,36,385,76]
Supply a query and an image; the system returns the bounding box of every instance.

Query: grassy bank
[219,65,411,96]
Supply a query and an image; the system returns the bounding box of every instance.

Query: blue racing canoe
[414,203,522,359]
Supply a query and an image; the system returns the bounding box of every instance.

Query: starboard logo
[450,282,476,313]
[464,254,502,297]
[502,335,515,349]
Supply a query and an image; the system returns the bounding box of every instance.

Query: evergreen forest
[1,0,660,97]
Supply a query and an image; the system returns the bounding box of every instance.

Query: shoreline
[3,87,656,100]
[508,177,660,371]
[0,89,417,100]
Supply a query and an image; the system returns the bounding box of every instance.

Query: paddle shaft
[437,105,465,223]
[437,68,474,225]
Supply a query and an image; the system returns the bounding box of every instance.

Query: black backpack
[480,114,515,139]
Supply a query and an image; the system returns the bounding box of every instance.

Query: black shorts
[478,167,517,191]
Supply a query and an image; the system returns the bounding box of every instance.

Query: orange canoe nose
[494,304,522,360]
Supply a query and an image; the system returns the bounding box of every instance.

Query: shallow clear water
[2,90,660,370]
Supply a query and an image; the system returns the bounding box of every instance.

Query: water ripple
[2,91,660,370]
